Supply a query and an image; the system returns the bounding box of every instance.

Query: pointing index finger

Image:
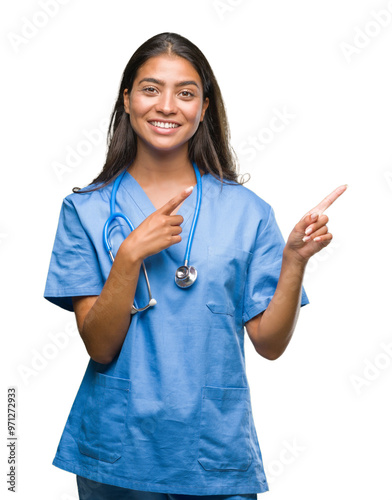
[159,185,194,216]
[311,184,348,215]
[301,184,347,220]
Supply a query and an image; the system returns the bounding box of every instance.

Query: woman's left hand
[284,184,348,265]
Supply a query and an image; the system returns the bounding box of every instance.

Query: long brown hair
[74,32,245,192]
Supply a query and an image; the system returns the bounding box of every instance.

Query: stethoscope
[103,161,202,315]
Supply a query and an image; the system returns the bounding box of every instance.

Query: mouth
[148,120,181,130]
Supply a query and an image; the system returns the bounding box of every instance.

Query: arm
[72,246,143,364]
[246,184,347,360]
[245,251,306,360]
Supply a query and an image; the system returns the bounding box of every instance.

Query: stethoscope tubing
[103,161,201,313]
[184,163,202,266]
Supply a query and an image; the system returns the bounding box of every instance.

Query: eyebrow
[138,77,200,89]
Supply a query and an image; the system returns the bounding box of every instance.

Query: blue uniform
[44,171,309,495]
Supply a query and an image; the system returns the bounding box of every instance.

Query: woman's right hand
[74,185,194,364]
[118,185,195,264]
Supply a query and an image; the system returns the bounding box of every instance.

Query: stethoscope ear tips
[175,265,197,288]
[149,298,157,306]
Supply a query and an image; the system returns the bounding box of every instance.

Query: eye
[179,90,194,98]
[142,86,158,94]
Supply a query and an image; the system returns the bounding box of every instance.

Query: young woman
[44,32,346,499]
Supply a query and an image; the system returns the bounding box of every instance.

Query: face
[123,54,209,154]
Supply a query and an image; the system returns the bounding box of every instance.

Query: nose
[155,90,177,115]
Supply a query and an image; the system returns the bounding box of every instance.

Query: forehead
[134,54,202,84]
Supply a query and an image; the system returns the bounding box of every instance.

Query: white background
[1,0,391,498]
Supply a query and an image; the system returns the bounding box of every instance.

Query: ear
[123,89,130,114]
[200,97,209,122]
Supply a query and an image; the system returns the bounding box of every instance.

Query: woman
[44,32,346,499]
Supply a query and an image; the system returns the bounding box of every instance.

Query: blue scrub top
[44,170,309,495]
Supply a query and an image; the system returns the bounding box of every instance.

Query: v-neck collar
[119,170,211,228]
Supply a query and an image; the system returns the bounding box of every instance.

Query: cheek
[185,104,203,124]
[129,100,146,129]
[129,95,148,116]
[128,109,137,128]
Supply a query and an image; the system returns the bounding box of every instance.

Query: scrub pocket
[206,245,252,316]
[77,372,131,463]
[197,386,252,471]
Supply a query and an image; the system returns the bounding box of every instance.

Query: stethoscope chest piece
[175,264,197,288]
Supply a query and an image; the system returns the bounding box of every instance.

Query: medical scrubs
[44,170,309,496]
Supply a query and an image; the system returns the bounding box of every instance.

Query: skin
[72,53,348,364]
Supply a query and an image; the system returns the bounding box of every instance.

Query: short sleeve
[242,205,309,325]
[43,197,105,312]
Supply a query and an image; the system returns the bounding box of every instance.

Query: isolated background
[1,0,391,498]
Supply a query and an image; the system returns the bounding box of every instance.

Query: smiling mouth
[149,121,180,129]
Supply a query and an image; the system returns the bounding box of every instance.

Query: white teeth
[151,121,179,129]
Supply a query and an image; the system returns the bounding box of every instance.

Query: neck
[128,143,200,186]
